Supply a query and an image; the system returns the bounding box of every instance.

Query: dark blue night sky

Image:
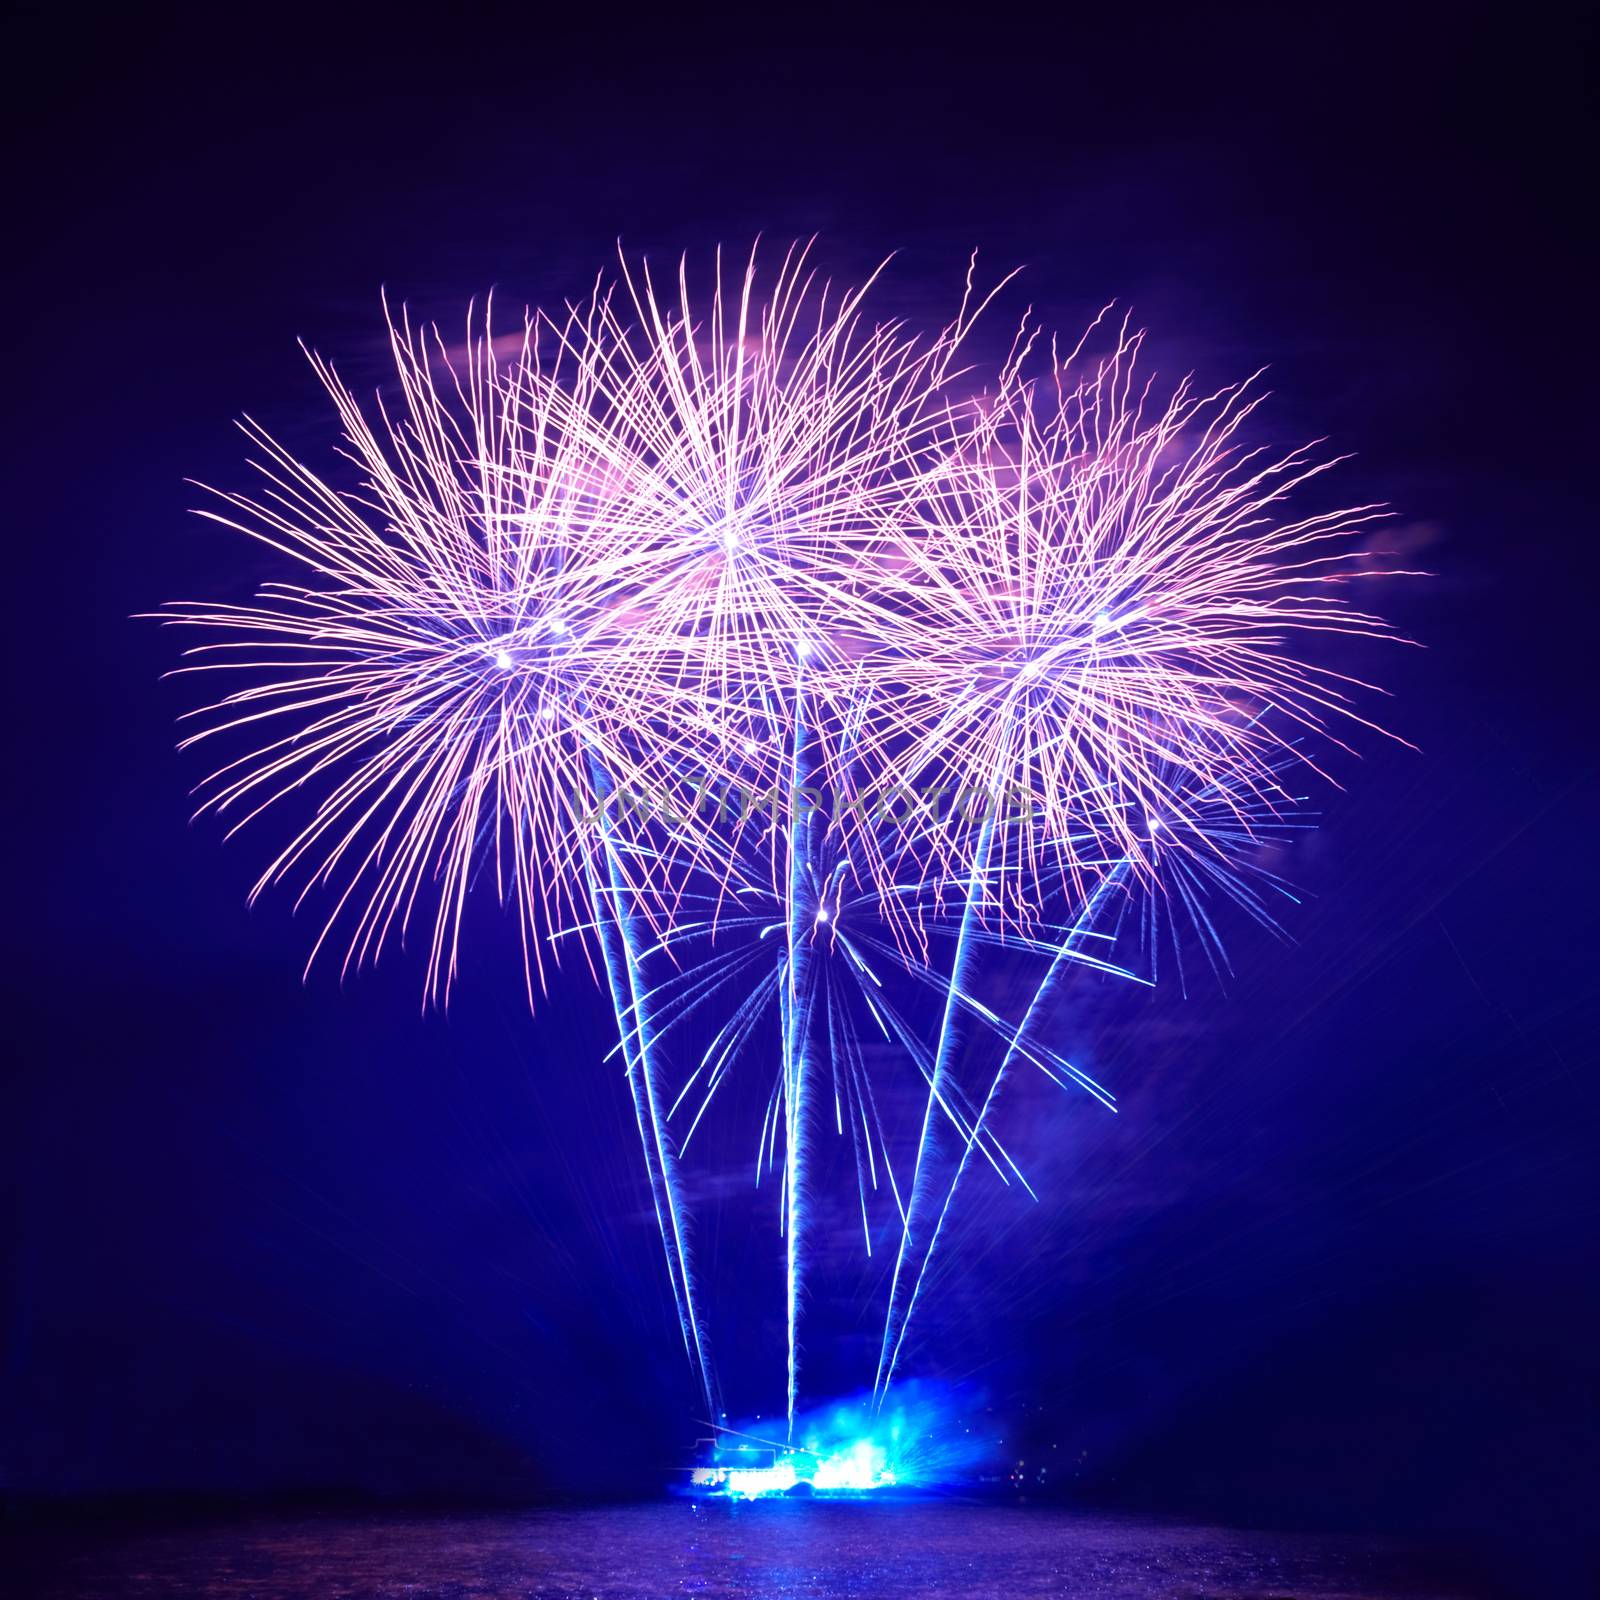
[4,1,1595,1584]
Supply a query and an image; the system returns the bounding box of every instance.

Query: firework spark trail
[157,249,1407,1426]
[853,316,1414,924]
[780,678,818,1435]
[874,853,1126,1403]
[159,302,692,999]
[585,757,717,1415]
[862,323,1415,1402]
[871,800,997,1402]
[630,819,1130,1183]
[1119,749,1312,993]
[560,247,1011,1418]
[618,761,1140,1423]
[873,742,1307,1395]
[157,245,1017,1419]
[158,297,733,1408]
[552,244,1013,1418]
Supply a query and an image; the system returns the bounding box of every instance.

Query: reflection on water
[7,1501,1482,1599]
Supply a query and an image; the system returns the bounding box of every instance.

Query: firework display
[158,242,1407,1455]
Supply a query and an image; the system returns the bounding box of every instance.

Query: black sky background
[3,0,1596,1577]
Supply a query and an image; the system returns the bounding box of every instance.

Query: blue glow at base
[691,1437,894,1499]
[683,1382,998,1500]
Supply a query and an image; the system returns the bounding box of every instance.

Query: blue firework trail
[780,674,819,1434]
[872,742,1315,1399]
[597,749,1138,1425]
[582,755,718,1417]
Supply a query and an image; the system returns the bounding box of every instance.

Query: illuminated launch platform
[682,1429,897,1499]
[676,1384,999,1499]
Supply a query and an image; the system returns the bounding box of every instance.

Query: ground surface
[3,1502,1492,1598]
